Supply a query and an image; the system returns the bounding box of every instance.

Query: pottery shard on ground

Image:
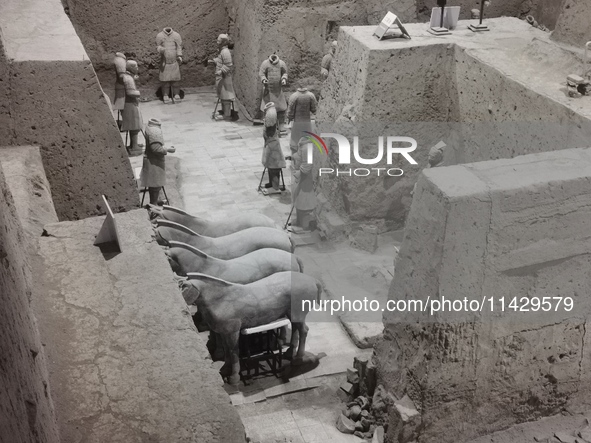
[337,413,357,434]
[373,426,385,443]
[395,395,420,422]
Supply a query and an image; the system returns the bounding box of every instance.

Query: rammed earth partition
[315,19,591,230]
[378,147,591,443]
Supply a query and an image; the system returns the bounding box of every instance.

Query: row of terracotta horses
[149,205,322,385]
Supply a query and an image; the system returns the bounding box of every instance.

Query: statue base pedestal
[127,148,143,157]
[469,23,490,32]
[428,26,451,36]
[261,187,282,195]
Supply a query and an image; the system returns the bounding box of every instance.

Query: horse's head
[180,280,201,305]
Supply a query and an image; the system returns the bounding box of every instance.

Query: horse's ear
[156,219,202,237]
[168,241,210,258]
[187,273,235,286]
[148,204,163,214]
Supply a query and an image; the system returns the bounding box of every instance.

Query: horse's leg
[221,330,241,385]
[285,324,299,360]
[291,322,309,365]
[213,332,225,361]
[219,333,233,377]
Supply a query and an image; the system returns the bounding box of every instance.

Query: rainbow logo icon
[303,131,329,155]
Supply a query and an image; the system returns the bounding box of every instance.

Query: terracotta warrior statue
[287,84,318,150]
[112,52,127,115]
[120,59,143,155]
[140,118,176,204]
[321,40,337,80]
[156,27,183,103]
[261,103,286,192]
[290,137,317,229]
[211,34,236,120]
[259,54,288,134]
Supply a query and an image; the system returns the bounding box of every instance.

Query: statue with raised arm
[156,27,183,103]
[259,54,288,134]
[120,59,143,155]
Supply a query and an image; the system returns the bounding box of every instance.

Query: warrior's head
[330,40,338,55]
[217,34,229,48]
[126,59,139,75]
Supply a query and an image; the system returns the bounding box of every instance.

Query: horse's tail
[316,280,323,304]
[295,255,305,273]
[153,227,170,246]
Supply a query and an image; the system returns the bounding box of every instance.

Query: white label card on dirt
[373,12,398,39]
[94,195,122,251]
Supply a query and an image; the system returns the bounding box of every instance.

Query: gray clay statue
[287,86,318,150]
[112,52,127,111]
[215,34,236,120]
[259,54,288,132]
[156,27,183,102]
[261,103,286,191]
[290,137,317,229]
[139,119,175,204]
[181,271,322,384]
[166,241,303,281]
[148,204,278,236]
[120,59,143,155]
[321,41,337,80]
[154,219,294,259]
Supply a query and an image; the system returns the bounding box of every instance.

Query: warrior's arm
[175,33,183,57]
[287,96,296,121]
[123,76,140,97]
[280,61,288,82]
[149,141,167,156]
[220,48,233,73]
[258,62,268,83]
[310,94,318,114]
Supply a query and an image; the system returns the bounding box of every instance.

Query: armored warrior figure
[112,52,127,113]
[290,137,317,229]
[320,41,337,80]
[261,103,286,191]
[287,85,318,150]
[259,54,288,134]
[156,27,183,103]
[140,118,176,204]
[120,60,143,155]
[214,34,236,120]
